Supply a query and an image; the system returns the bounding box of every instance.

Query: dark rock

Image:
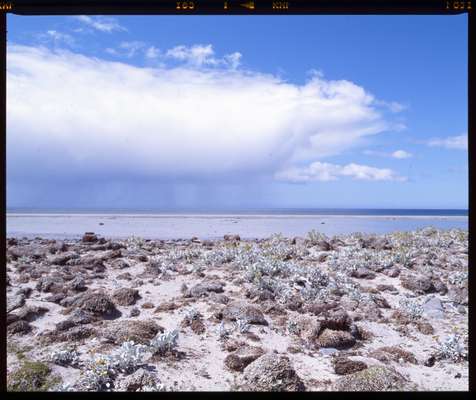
[432,279,448,295]
[112,259,130,269]
[209,292,230,304]
[117,272,133,280]
[424,355,436,367]
[48,251,78,266]
[141,302,154,309]
[376,284,398,293]
[7,293,25,313]
[77,291,119,317]
[186,282,224,298]
[224,345,265,372]
[36,276,64,293]
[221,339,245,352]
[82,232,98,243]
[369,346,418,364]
[448,286,468,306]
[223,302,268,325]
[333,357,368,375]
[56,309,96,331]
[400,274,435,295]
[320,309,353,332]
[112,288,140,306]
[317,329,356,349]
[303,302,338,316]
[332,366,417,391]
[224,234,240,241]
[69,276,87,292]
[130,308,141,317]
[154,301,179,313]
[416,321,434,335]
[15,305,49,322]
[384,267,400,278]
[371,294,391,309]
[285,296,303,311]
[7,313,20,326]
[117,369,160,392]
[315,240,332,251]
[8,320,32,335]
[102,320,163,345]
[351,268,376,280]
[45,293,67,304]
[239,354,305,391]
[190,319,206,334]
[63,325,96,341]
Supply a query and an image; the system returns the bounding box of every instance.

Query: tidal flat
[6,228,468,391]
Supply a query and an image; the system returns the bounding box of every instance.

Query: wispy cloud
[106,41,146,58]
[37,30,75,47]
[275,161,405,183]
[74,16,127,33]
[363,149,413,159]
[7,44,403,186]
[426,134,467,150]
[165,44,242,69]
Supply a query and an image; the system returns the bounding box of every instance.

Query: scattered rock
[117,369,161,392]
[223,302,268,325]
[224,234,240,241]
[333,357,368,375]
[102,320,163,345]
[422,296,444,319]
[190,319,206,334]
[7,293,25,313]
[112,288,140,306]
[48,251,78,266]
[8,320,32,335]
[332,366,417,391]
[186,282,224,298]
[416,321,434,335]
[130,308,141,317]
[224,345,265,372]
[369,346,418,364]
[15,305,49,322]
[77,291,119,317]
[154,301,179,312]
[111,259,130,269]
[55,309,96,331]
[69,276,87,292]
[351,268,376,280]
[82,232,98,243]
[317,329,356,349]
[400,274,435,295]
[239,354,305,391]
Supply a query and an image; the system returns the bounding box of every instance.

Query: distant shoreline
[7,213,468,240]
[6,208,469,217]
[6,213,469,219]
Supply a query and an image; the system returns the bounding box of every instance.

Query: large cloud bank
[7,44,403,184]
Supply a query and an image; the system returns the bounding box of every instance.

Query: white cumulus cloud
[7,44,403,184]
[391,150,412,159]
[275,161,404,183]
[427,134,467,150]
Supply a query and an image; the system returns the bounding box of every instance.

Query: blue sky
[6,14,468,209]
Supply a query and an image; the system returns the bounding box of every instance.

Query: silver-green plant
[149,329,179,356]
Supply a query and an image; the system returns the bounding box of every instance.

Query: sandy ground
[6,228,468,391]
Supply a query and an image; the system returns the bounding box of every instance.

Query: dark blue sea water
[6,208,469,216]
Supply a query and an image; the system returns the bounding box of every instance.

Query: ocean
[6,209,469,240]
